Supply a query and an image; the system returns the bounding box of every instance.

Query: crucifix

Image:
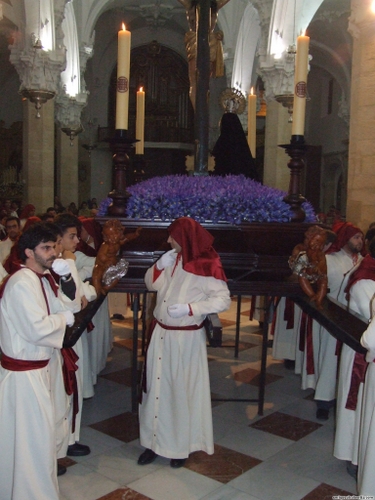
[178,0,231,174]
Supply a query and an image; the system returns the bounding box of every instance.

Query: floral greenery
[98,175,316,223]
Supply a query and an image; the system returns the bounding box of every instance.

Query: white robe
[0,261,7,282]
[334,279,373,464]
[0,237,14,265]
[272,298,301,363]
[312,250,362,402]
[139,259,231,459]
[0,268,71,500]
[75,251,112,392]
[358,313,375,495]
[52,259,96,457]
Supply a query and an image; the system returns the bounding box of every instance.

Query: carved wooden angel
[92,219,141,295]
[289,225,328,309]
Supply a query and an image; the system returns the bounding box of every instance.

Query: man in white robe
[0,223,75,500]
[314,223,363,420]
[0,216,21,264]
[358,276,375,495]
[74,234,113,392]
[335,239,375,480]
[52,214,97,458]
[138,217,231,468]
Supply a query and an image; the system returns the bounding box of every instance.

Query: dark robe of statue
[212,112,259,181]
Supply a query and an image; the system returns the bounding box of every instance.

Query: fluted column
[346,0,375,229]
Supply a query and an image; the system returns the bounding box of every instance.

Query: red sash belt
[61,347,79,433]
[299,312,314,375]
[156,319,204,331]
[345,352,368,411]
[1,353,49,371]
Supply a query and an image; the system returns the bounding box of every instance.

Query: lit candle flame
[139,87,143,92]
[122,23,126,31]
[250,87,254,95]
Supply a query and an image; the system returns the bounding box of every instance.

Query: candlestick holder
[279,134,307,222]
[132,154,146,184]
[107,129,136,216]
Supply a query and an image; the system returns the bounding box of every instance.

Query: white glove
[52,258,71,277]
[61,310,75,327]
[156,249,177,270]
[168,303,189,318]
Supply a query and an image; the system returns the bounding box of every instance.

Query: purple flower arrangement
[120,175,316,224]
[97,196,113,216]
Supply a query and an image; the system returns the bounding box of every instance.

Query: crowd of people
[0,201,231,500]
[267,218,375,497]
[4,194,375,497]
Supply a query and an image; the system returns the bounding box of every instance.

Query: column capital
[55,91,87,130]
[257,53,295,101]
[9,42,65,94]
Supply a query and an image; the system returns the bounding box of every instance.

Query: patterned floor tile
[231,367,283,386]
[240,309,252,318]
[220,318,237,328]
[250,412,322,441]
[185,444,262,483]
[97,487,152,499]
[221,340,257,351]
[113,338,143,352]
[300,482,354,500]
[89,412,140,442]
[100,368,141,387]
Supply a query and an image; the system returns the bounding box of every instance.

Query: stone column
[22,98,55,213]
[346,0,375,229]
[56,130,79,207]
[258,54,295,190]
[263,100,292,190]
[55,95,87,208]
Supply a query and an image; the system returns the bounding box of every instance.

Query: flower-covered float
[96,174,317,290]
[98,174,316,224]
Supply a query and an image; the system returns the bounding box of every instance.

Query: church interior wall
[306,65,349,156]
[89,147,112,203]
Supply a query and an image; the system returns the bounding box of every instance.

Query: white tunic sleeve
[361,316,375,362]
[0,271,67,354]
[75,251,95,281]
[350,280,375,320]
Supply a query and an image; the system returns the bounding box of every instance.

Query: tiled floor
[58,298,358,500]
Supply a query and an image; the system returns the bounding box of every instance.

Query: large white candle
[247,87,257,158]
[135,87,145,155]
[115,23,131,130]
[292,33,310,136]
